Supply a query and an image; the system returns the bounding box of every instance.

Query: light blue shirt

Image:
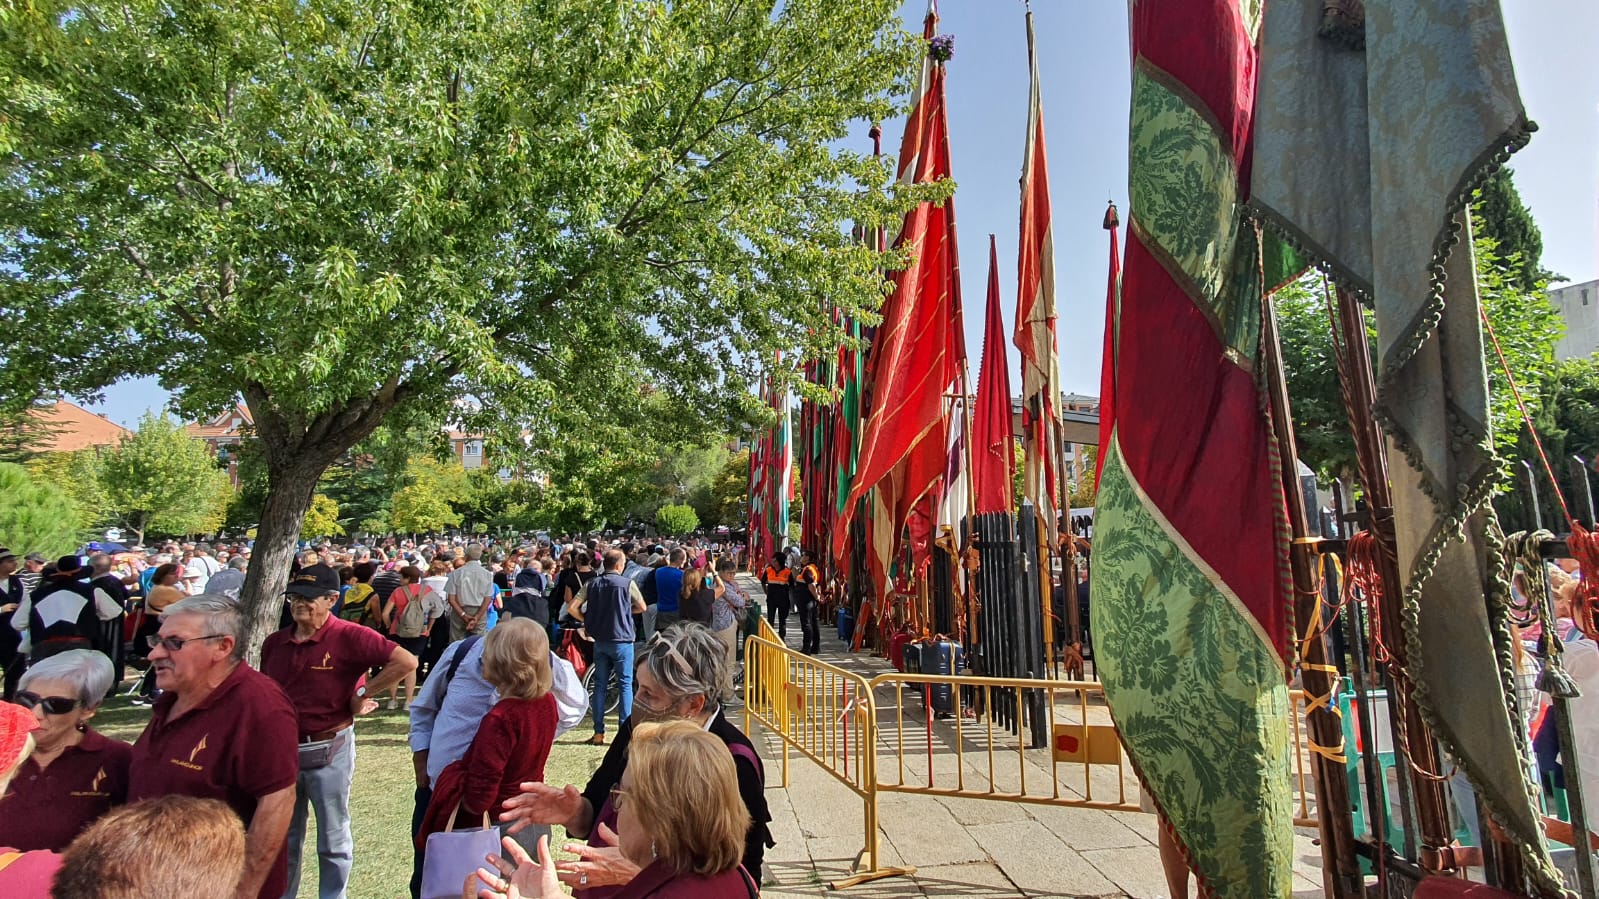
[408,637,498,787]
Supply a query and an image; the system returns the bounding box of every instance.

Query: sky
[88,0,1599,426]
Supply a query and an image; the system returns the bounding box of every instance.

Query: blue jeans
[591,640,634,735]
[284,728,355,899]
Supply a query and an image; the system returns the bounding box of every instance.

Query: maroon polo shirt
[127,661,298,899]
[0,728,131,851]
[260,615,396,737]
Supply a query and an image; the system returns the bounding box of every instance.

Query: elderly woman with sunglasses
[0,650,132,851]
[499,623,772,897]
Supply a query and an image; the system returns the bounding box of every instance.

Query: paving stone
[1025,803,1150,851]
[913,862,1025,897]
[968,821,1121,897]
[1079,845,1185,899]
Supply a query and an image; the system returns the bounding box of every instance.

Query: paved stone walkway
[734,575,1327,898]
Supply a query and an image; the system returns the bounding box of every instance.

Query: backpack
[395,584,430,639]
[339,583,378,627]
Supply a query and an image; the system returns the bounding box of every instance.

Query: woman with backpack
[381,566,438,711]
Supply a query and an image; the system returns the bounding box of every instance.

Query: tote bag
[420,803,501,899]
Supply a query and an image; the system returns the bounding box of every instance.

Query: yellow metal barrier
[870,672,1321,825]
[743,634,916,889]
[868,670,1142,812]
[742,628,1323,889]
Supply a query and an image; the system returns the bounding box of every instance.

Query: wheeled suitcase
[836,607,855,642]
[915,641,961,715]
[889,631,914,671]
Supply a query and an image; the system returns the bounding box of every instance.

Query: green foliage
[389,457,467,535]
[628,443,732,522]
[26,449,110,526]
[1473,167,1557,291]
[1070,446,1099,508]
[301,494,344,540]
[1273,277,1358,482]
[0,461,85,555]
[705,449,750,530]
[320,422,448,535]
[0,0,925,636]
[95,413,233,543]
[1496,354,1599,532]
[655,503,701,537]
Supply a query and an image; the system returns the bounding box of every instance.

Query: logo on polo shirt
[311,651,334,671]
[172,733,209,771]
[70,766,111,798]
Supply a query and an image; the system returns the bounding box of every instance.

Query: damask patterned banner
[1091,2,1300,896]
[1251,1,1555,883]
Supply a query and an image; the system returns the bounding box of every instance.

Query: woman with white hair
[0,699,62,894]
[0,650,132,852]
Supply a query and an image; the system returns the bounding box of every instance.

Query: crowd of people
[0,532,792,898]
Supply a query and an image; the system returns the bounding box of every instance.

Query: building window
[1583,288,1590,307]
[464,440,482,457]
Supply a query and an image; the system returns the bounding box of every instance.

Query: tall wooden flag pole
[1014,6,1060,670]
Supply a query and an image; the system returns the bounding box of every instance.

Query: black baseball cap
[285,563,341,598]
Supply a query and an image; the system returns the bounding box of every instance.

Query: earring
[76,722,87,733]
[651,840,658,859]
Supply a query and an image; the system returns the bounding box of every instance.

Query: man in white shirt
[182,542,223,594]
[443,544,496,641]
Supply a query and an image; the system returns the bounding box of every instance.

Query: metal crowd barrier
[742,631,1322,889]
[742,629,916,889]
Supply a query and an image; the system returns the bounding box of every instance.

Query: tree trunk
[235,462,319,665]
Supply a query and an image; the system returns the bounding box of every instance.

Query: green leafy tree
[300,494,344,540]
[1069,446,1099,508]
[26,449,110,526]
[656,503,701,537]
[0,462,85,556]
[0,0,923,651]
[390,458,468,536]
[95,413,233,544]
[706,449,751,530]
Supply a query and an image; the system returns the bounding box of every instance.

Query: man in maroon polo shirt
[127,594,299,899]
[262,563,416,899]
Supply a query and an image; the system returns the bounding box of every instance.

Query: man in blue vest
[565,549,645,746]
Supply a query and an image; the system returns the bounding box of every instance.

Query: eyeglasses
[16,691,78,715]
[608,785,629,811]
[147,633,229,653]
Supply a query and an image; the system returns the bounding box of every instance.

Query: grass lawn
[93,685,614,899]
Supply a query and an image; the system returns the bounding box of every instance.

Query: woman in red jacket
[420,618,557,855]
[471,720,755,899]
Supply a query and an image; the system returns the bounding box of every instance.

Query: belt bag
[297,729,350,770]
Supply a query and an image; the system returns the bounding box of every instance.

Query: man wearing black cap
[8,555,123,662]
[261,562,416,899]
[0,548,23,698]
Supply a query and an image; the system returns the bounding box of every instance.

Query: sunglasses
[147,633,229,653]
[16,690,78,715]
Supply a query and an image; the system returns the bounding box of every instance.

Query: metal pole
[1524,460,1545,532]
[1573,456,1596,530]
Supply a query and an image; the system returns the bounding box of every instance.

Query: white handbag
[549,650,587,736]
[420,803,501,899]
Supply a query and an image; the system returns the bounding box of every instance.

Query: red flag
[832,8,960,571]
[973,235,1015,514]
[1095,202,1120,486]
[1012,9,1061,544]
